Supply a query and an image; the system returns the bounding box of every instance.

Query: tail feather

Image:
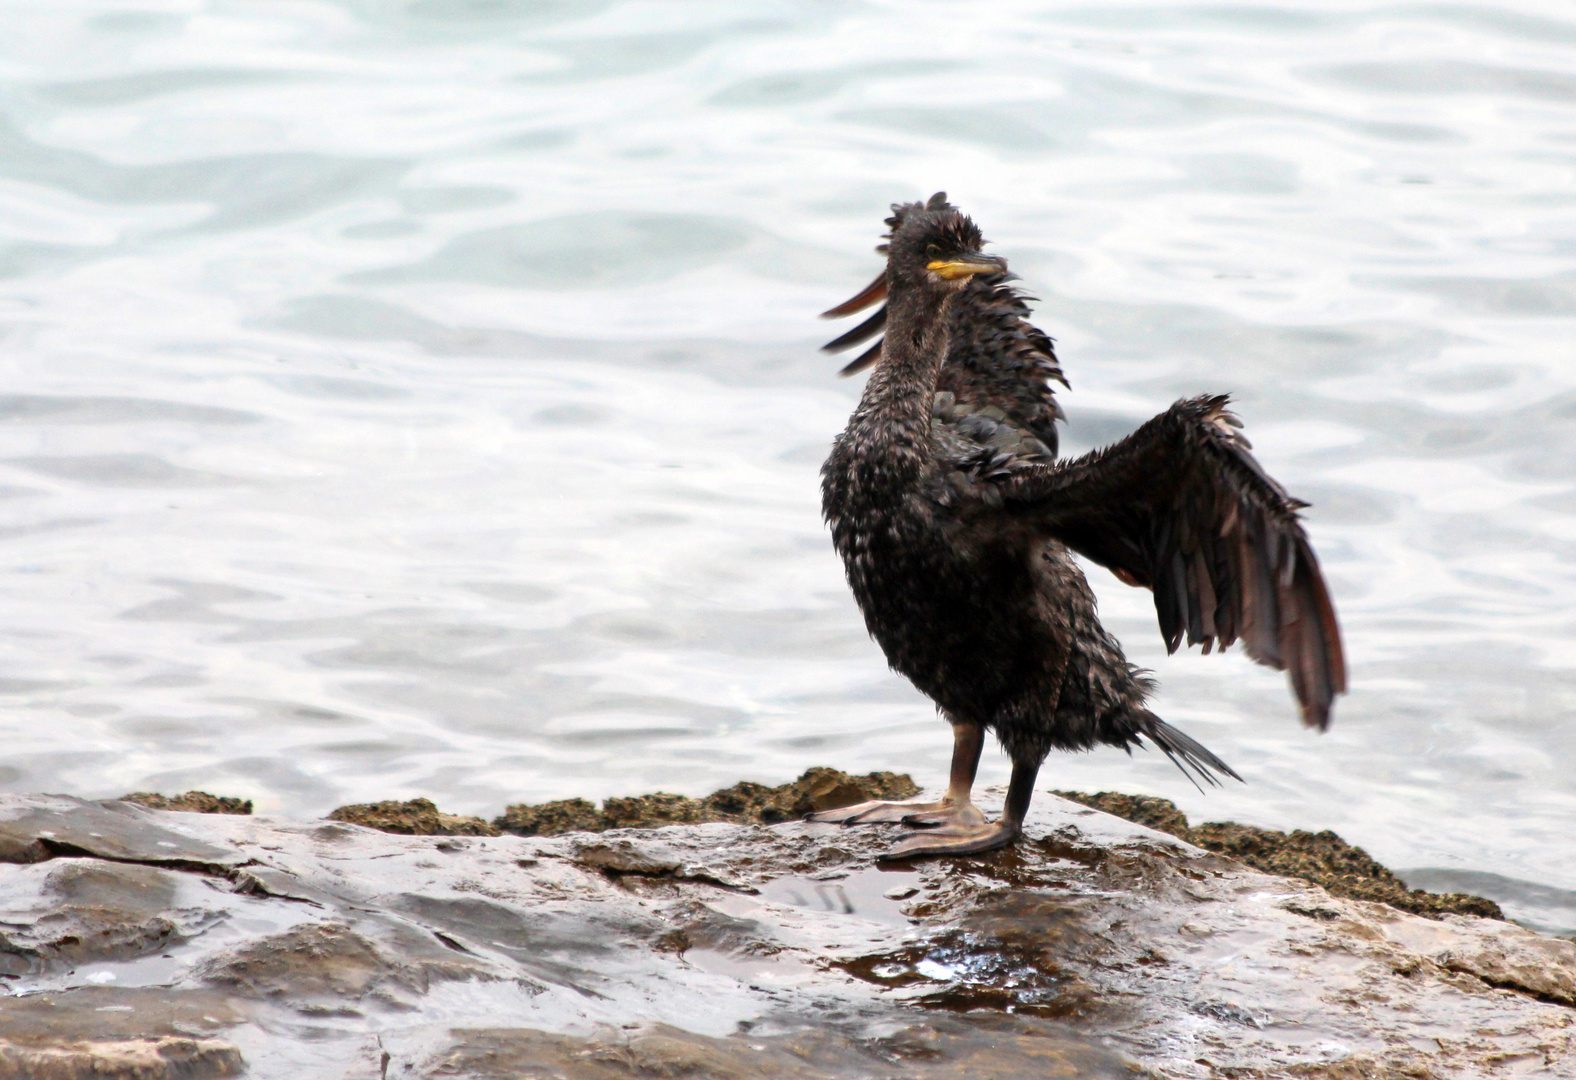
[1137,712,1242,791]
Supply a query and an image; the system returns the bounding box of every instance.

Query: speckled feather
[820,197,1345,787]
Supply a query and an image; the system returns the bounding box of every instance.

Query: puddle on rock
[834,891,1107,1020]
[837,931,1101,1019]
[681,945,806,985]
[757,867,923,926]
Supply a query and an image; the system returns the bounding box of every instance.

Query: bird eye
[925,244,942,260]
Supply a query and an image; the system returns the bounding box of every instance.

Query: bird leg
[879,757,1041,860]
[806,720,984,826]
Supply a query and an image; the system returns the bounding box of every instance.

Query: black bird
[812,194,1346,858]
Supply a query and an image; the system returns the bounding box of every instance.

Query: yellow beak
[926,253,1008,280]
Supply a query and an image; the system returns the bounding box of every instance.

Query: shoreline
[130,766,1506,924]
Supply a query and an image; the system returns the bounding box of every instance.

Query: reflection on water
[0,2,1574,898]
[758,867,923,927]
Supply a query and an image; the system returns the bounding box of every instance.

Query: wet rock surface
[0,986,244,1079]
[429,1016,1130,1079]
[1055,791,1506,921]
[0,789,1569,1079]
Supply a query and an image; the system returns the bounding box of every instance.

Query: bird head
[885,192,1006,291]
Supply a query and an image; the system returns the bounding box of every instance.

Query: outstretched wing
[997,395,1346,729]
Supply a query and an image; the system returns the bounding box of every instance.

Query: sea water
[2,1,1574,929]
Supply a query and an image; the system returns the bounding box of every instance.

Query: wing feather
[999,394,1345,729]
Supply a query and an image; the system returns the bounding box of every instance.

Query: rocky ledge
[0,784,1571,1079]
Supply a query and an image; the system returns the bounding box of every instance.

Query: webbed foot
[899,802,987,828]
[807,798,988,828]
[878,819,1021,860]
[806,797,946,824]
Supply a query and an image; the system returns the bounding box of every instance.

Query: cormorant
[812,194,1346,859]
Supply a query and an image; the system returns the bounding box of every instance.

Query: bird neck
[850,282,952,455]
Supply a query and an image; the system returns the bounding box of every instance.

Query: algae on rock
[494,767,919,836]
[327,797,500,837]
[1055,790,1503,921]
[121,790,253,815]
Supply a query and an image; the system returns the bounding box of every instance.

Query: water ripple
[0,0,1572,895]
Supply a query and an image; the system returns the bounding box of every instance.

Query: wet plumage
[822,202,1066,458]
[811,193,1346,858]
